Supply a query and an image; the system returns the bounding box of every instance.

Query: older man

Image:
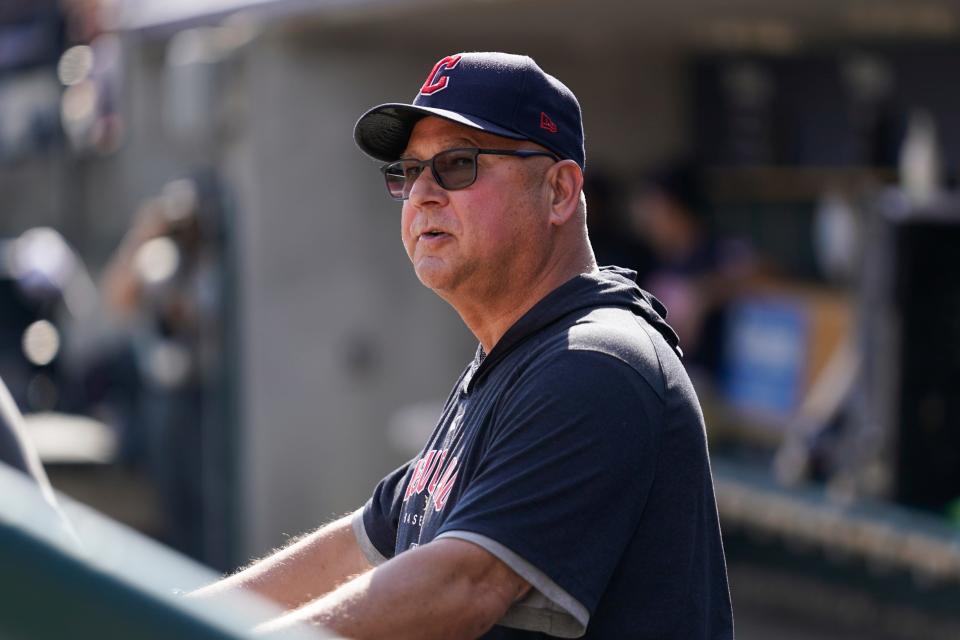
[198,52,733,639]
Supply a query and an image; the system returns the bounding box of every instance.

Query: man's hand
[255,537,531,640]
[189,513,372,611]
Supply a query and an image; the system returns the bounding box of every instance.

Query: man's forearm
[255,538,529,640]
[191,513,372,610]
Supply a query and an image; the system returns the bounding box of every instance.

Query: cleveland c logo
[420,55,463,96]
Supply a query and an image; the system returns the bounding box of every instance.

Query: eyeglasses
[380,147,560,201]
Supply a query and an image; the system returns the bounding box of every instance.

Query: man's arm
[190,513,373,610]
[255,537,531,640]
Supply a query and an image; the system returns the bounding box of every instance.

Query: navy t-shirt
[354,267,733,638]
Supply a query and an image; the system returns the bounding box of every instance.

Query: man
[195,52,733,639]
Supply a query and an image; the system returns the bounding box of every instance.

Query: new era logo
[540,112,558,133]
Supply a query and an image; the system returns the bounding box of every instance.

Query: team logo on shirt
[404,448,459,511]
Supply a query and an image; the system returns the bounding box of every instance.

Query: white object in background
[899,109,942,208]
[813,191,859,283]
[22,412,117,464]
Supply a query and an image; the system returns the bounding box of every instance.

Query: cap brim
[353,103,527,163]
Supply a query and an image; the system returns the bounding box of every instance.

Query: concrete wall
[225,38,475,556]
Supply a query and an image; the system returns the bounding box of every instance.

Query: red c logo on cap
[420,55,463,96]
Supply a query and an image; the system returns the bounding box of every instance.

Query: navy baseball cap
[354,52,585,170]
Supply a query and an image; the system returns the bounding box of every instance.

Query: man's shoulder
[542,306,668,401]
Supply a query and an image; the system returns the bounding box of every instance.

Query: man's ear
[547,160,584,226]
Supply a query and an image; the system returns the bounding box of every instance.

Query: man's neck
[448,254,597,354]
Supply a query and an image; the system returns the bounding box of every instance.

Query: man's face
[400,117,554,302]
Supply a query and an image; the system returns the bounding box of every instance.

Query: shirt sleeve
[356,460,413,564]
[435,350,663,635]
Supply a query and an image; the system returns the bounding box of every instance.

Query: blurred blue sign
[722,297,808,419]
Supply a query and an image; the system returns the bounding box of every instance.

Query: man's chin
[414,264,460,296]
[416,270,452,292]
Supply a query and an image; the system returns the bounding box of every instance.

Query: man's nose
[407,165,448,206]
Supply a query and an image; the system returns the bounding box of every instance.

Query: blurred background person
[627,162,763,382]
[583,170,654,282]
[99,177,223,561]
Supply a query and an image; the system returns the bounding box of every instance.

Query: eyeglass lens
[384,148,478,200]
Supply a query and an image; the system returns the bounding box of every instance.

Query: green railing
[0,463,331,639]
